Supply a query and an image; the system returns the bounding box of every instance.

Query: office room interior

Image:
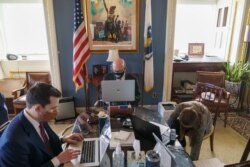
[0,0,249,165]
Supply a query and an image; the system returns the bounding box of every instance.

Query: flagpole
[141,56,145,107]
[84,79,90,113]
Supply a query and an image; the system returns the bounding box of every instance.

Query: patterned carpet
[222,112,250,139]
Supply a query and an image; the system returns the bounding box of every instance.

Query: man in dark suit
[0,83,83,167]
[103,58,140,106]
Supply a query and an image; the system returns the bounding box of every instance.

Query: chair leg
[240,138,250,162]
[224,109,228,128]
[210,133,214,151]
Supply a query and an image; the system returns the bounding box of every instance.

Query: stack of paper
[110,130,135,149]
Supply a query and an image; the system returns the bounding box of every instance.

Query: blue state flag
[144,0,154,92]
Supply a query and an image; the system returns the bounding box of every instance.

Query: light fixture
[106,49,119,62]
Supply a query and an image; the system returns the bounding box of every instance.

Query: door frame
[43,0,62,91]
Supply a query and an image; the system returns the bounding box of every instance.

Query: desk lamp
[106,49,120,72]
[106,49,119,62]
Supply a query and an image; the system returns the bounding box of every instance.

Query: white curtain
[0,5,6,79]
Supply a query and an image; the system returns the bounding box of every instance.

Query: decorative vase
[225,80,241,109]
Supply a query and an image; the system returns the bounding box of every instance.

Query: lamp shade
[244,25,250,42]
[106,49,119,62]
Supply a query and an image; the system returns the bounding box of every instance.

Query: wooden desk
[173,56,226,72]
[172,56,226,102]
[64,106,197,167]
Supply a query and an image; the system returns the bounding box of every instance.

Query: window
[174,1,217,56]
[0,1,49,60]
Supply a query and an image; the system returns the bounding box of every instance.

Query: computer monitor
[131,115,162,148]
[101,80,135,102]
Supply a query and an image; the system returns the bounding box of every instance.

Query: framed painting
[188,43,205,56]
[83,0,140,52]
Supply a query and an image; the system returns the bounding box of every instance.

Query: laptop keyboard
[80,140,95,163]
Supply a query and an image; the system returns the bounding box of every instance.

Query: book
[110,131,135,149]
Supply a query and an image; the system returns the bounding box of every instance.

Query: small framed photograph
[188,43,205,56]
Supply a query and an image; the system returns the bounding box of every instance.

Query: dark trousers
[169,119,186,147]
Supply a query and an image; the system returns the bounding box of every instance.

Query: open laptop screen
[101,80,135,102]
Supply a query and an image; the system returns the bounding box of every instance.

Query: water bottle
[112,142,124,167]
[146,150,160,167]
[168,129,176,146]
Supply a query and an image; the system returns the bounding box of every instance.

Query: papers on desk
[110,130,135,149]
[150,121,169,135]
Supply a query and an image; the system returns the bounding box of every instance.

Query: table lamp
[106,49,119,62]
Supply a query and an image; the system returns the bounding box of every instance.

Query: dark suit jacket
[103,73,141,106]
[0,111,62,167]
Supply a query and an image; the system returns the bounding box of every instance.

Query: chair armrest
[225,92,230,99]
[12,86,26,99]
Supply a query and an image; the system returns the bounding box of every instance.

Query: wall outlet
[152,92,159,98]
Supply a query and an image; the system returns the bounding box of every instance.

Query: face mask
[114,71,124,79]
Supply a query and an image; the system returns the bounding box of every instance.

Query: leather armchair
[0,93,8,126]
[12,72,51,114]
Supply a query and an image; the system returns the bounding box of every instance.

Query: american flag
[73,0,90,91]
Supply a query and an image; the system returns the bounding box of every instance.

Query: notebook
[101,80,135,102]
[110,131,135,149]
[131,115,163,146]
[69,117,111,166]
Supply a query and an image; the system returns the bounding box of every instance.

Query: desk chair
[12,72,51,114]
[0,93,8,125]
[193,82,230,151]
[240,138,250,162]
[196,71,225,87]
[89,64,109,101]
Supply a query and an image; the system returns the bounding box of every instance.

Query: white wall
[0,60,50,78]
[174,0,217,55]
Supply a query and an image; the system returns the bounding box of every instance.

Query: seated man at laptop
[103,58,140,106]
[0,83,83,166]
[167,101,213,161]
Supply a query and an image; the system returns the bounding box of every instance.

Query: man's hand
[57,149,81,164]
[62,133,83,145]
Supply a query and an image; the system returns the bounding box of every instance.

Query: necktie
[39,122,52,153]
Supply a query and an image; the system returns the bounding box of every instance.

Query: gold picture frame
[83,0,140,52]
[188,43,204,56]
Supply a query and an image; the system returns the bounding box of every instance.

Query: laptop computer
[153,133,195,167]
[101,80,135,102]
[69,116,111,166]
[131,115,163,147]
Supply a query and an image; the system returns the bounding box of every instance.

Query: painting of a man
[86,0,137,50]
